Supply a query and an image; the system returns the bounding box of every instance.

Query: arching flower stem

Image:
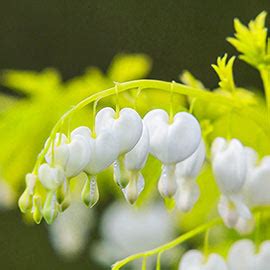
[32,79,268,174]
[111,217,222,270]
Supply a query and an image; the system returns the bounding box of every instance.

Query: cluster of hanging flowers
[18,105,270,228]
[211,137,270,234]
[178,239,270,270]
[18,107,203,224]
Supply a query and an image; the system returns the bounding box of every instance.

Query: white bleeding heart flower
[38,163,65,190]
[144,109,201,164]
[211,138,251,227]
[72,126,119,176]
[121,122,149,204]
[212,138,247,195]
[228,239,270,270]
[179,250,228,270]
[226,147,270,234]
[244,155,270,207]
[144,109,201,198]
[174,140,206,211]
[95,107,143,155]
[45,130,91,178]
[95,107,143,187]
[71,126,119,207]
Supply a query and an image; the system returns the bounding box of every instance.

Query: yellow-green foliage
[1,11,270,268]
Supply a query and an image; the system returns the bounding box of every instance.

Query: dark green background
[0,1,269,269]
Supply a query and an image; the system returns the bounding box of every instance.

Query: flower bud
[32,195,43,224]
[18,188,32,213]
[43,191,59,224]
[81,174,99,208]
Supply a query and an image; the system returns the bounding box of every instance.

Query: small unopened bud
[56,179,69,204]
[43,192,58,224]
[32,195,43,224]
[18,188,32,213]
[81,175,99,208]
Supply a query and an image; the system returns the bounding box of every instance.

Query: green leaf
[108,53,152,82]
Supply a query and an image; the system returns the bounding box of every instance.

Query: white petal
[174,178,200,212]
[211,137,226,160]
[64,131,91,177]
[205,254,228,270]
[158,164,177,197]
[38,164,65,190]
[228,239,255,270]
[82,128,119,175]
[244,156,270,206]
[144,109,201,164]
[257,241,270,270]
[235,216,255,235]
[95,107,143,155]
[45,133,69,168]
[212,138,247,195]
[179,250,204,270]
[176,140,205,179]
[244,147,258,169]
[218,195,239,227]
[124,122,149,171]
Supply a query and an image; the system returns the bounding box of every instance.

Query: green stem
[32,79,268,173]
[260,68,270,124]
[111,217,222,270]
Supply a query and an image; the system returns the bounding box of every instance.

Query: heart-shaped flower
[211,138,247,196]
[95,107,143,155]
[144,109,201,164]
[244,155,270,207]
[144,109,201,197]
[72,126,119,208]
[179,250,228,270]
[174,140,206,211]
[228,239,270,270]
[38,163,65,190]
[72,126,119,176]
[45,130,91,178]
[230,148,270,234]
[211,137,251,227]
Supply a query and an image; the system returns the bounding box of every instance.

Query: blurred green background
[0,1,269,269]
